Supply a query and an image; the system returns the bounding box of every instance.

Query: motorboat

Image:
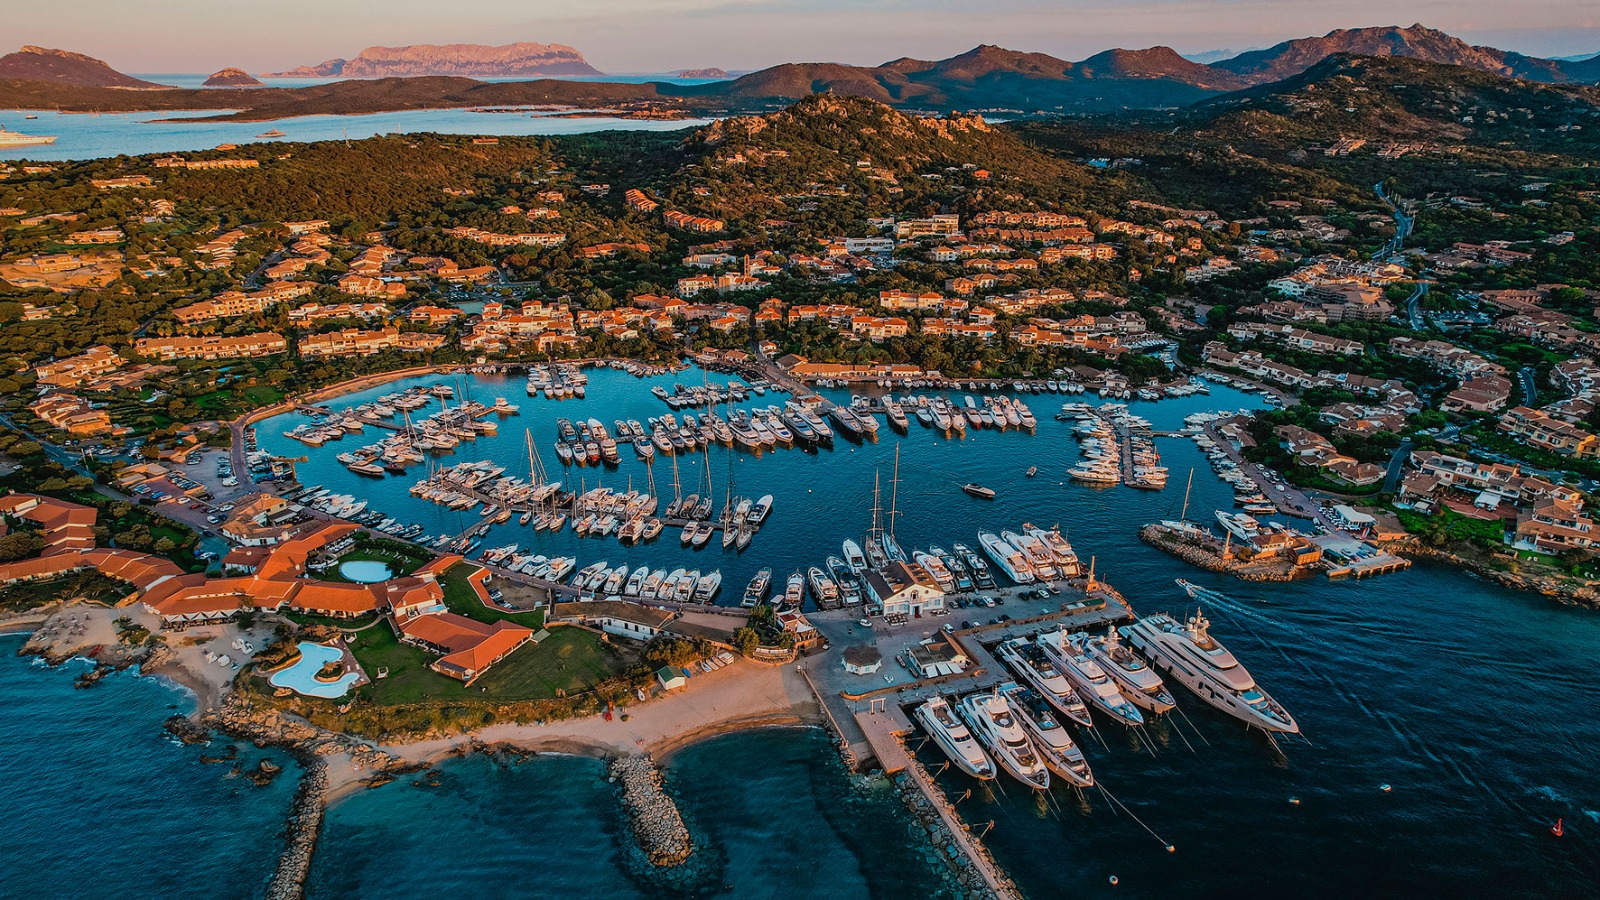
[743,568,772,608]
[1001,683,1094,787]
[956,691,1050,790]
[1121,611,1298,733]
[995,637,1093,726]
[978,531,1034,584]
[1037,630,1144,727]
[1079,629,1176,715]
[841,539,867,575]
[913,696,996,780]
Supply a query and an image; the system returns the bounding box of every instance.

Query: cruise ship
[913,696,996,780]
[1000,683,1094,787]
[1078,629,1176,715]
[978,531,1035,584]
[995,637,1093,726]
[1121,610,1299,733]
[1037,631,1144,727]
[956,692,1050,789]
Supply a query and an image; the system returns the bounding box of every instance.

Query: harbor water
[4,365,1599,896]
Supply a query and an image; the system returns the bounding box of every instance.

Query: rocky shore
[610,754,692,866]
[893,765,1022,900]
[1400,545,1600,610]
[264,756,326,900]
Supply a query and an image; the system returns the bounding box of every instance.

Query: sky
[12,0,1600,74]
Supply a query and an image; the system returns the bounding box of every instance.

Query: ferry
[1001,683,1094,787]
[1079,629,1176,715]
[913,697,996,780]
[1121,610,1299,733]
[1037,631,1144,727]
[743,568,772,608]
[962,483,996,500]
[995,638,1093,726]
[978,531,1035,584]
[957,691,1050,790]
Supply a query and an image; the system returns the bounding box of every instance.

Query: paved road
[1383,437,1414,494]
[1518,367,1539,407]
[1406,282,1429,329]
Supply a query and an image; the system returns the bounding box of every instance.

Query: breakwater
[264,757,326,900]
[895,755,1023,900]
[1140,524,1301,582]
[610,754,692,866]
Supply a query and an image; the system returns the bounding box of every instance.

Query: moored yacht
[957,691,1050,790]
[1079,629,1176,715]
[841,539,867,575]
[1001,683,1094,787]
[1121,610,1298,733]
[914,696,996,780]
[1037,630,1144,727]
[743,567,772,608]
[978,531,1035,584]
[995,637,1093,726]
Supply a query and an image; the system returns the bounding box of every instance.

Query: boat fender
[1379,784,1392,793]
[1109,876,1119,886]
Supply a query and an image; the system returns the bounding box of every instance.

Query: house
[863,561,945,617]
[656,666,689,691]
[842,645,883,675]
[551,600,675,640]
[398,612,534,683]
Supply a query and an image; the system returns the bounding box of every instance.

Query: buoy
[1379,784,1392,793]
[1289,797,1301,806]
[1551,817,1564,838]
[1109,876,1119,886]
[1165,845,1176,853]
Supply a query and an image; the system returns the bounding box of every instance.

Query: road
[1518,366,1538,407]
[1373,181,1415,260]
[1383,437,1414,494]
[1406,282,1429,329]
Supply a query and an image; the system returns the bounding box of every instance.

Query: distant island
[675,68,728,79]
[203,67,262,87]
[265,41,602,78]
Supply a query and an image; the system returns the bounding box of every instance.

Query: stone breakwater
[893,763,1022,900]
[609,754,692,866]
[264,756,326,900]
[1140,524,1301,583]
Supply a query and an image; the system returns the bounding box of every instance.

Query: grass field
[347,624,623,705]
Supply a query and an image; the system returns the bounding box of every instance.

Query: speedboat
[1037,630,1144,727]
[913,696,995,780]
[748,494,773,526]
[1121,611,1298,733]
[1079,629,1176,715]
[957,691,1050,790]
[995,637,1093,726]
[1001,683,1094,787]
[624,565,648,597]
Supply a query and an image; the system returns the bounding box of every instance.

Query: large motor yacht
[956,691,1050,790]
[1078,629,1177,715]
[913,696,995,780]
[994,637,1093,726]
[1000,683,1094,788]
[1037,631,1145,727]
[1120,611,1299,734]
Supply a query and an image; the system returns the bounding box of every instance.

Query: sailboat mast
[871,470,882,540]
[889,444,900,540]
[1181,468,1194,521]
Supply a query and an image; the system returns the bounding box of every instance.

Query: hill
[0,45,164,88]
[267,42,601,78]
[1211,24,1589,84]
[203,68,262,87]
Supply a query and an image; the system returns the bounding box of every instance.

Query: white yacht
[956,691,1050,790]
[1121,611,1299,734]
[1215,510,1262,541]
[1026,524,1082,577]
[1037,631,1144,727]
[994,637,1093,726]
[1002,530,1059,581]
[1079,629,1176,715]
[978,531,1035,584]
[913,696,996,780]
[841,539,867,575]
[1001,683,1094,788]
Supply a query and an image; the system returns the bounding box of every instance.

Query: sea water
[6,365,1600,896]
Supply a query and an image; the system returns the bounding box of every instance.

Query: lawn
[346,624,623,705]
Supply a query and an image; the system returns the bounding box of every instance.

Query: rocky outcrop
[610,754,691,866]
[675,68,728,79]
[0,45,165,88]
[203,691,411,776]
[204,67,262,87]
[267,42,601,78]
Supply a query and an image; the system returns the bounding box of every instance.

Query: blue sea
[5,367,1600,896]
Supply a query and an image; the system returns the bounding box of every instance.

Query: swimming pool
[267,642,360,698]
[338,559,393,583]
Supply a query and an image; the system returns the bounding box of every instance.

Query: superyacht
[1121,607,1299,733]
[914,696,996,780]
[1037,630,1145,727]
[956,691,1050,789]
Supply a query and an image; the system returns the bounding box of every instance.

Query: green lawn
[346,624,621,705]
[194,384,284,411]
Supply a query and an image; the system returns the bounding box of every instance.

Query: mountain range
[1,25,1596,117]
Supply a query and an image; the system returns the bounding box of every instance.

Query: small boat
[256,128,286,139]
[962,483,996,500]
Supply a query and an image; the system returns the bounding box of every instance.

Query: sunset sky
[13,0,1600,74]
